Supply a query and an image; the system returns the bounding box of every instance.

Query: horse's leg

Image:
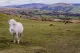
[19,33,22,42]
[16,33,20,44]
[13,33,16,43]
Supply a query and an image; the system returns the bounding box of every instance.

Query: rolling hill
[4,3,80,13]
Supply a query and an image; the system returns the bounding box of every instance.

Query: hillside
[4,3,80,13]
[0,3,80,21]
[0,13,80,53]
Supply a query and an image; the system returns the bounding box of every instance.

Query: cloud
[5,0,14,3]
[0,0,80,6]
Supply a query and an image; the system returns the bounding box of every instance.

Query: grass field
[0,13,80,53]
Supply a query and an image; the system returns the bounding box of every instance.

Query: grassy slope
[0,13,80,53]
[71,6,80,13]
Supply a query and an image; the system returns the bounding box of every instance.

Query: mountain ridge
[2,3,80,13]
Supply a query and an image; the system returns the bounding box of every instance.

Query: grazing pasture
[0,13,80,53]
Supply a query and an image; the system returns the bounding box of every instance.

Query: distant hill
[4,3,80,13]
[5,3,49,9]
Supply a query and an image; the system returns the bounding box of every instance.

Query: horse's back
[17,22,23,33]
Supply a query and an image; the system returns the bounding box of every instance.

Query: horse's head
[8,19,17,26]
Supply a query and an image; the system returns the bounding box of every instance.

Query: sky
[0,0,80,6]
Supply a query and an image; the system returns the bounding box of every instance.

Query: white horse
[8,19,23,44]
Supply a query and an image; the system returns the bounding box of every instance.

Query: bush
[49,24,53,26]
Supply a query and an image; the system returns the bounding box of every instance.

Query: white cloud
[0,0,80,6]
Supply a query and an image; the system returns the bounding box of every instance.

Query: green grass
[0,13,80,53]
